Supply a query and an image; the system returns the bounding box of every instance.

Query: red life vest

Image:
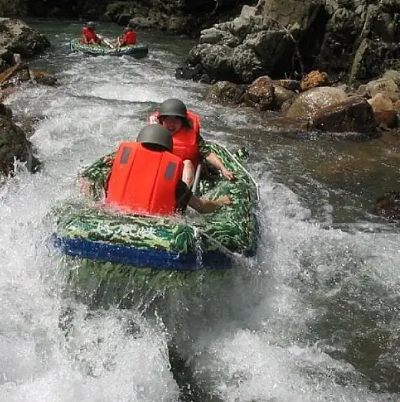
[121,31,137,45]
[148,110,201,167]
[106,142,183,215]
[82,27,99,43]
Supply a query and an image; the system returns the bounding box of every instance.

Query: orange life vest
[172,110,200,167]
[148,110,201,167]
[106,142,183,215]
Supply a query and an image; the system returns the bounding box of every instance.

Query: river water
[0,21,399,402]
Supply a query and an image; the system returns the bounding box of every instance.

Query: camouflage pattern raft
[52,142,259,271]
[70,38,149,58]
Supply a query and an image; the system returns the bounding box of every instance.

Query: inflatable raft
[52,142,259,271]
[70,38,149,58]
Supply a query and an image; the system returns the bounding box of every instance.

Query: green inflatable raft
[70,38,149,58]
[52,142,259,273]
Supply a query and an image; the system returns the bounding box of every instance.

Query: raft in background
[70,38,149,58]
[52,142,259,272]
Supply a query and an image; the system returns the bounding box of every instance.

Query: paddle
[98,35,114,49]
[191,164,202,196]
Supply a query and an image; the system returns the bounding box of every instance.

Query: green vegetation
[0,0,28,17]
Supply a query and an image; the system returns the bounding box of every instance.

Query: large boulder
[310,96,377,136]
[284,86,348,120]
[0,18,50,68]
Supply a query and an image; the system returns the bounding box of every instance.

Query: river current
[0,21,399,402]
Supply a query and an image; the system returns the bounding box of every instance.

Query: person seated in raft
[105,124,232,214]
[116,26,137,46]
[81,21,102,45]
[148,98,235,187]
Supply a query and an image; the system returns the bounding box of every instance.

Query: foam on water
[0,27,398,401]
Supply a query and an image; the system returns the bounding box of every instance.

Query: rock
[284,86,348,119]
[0,103,12,118]
[273,79,301,92]
[177,0,400,87]
[300,70,330,91]
[0,62,30,88]
[0,115,40,175]
[205,81,247,105]
[273,85,296,109]
[382,70,400,86]
[373,191,400,221]
[310,96,377,136]
[368,93,393,113]
[30,70,58,86]
[374,110,398,130]
[394,100,400,113]
[242,76,275,110]
[0,18,50,61]
[258,0,323,31]
[366,77,400,102]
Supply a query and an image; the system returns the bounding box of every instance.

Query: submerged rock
[373,191,400,221]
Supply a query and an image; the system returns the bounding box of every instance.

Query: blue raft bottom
[52,236,234,271]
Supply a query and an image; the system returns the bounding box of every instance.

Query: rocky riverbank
[176,0,400,85]
[0,18,56,176]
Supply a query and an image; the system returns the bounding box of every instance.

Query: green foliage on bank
[0,0,28,17]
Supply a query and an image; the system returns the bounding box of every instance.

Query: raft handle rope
[222,145,260,201]
[192,225,246,267]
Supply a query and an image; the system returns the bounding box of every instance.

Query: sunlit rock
[365,77,400,103]
[284,86,348,120]
[300,70,330,92]
[0,18,50,70]
[242,76,275,110]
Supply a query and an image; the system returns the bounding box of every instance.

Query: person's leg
[182,160,195,187]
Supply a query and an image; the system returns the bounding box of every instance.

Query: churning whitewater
[0,23,398,402]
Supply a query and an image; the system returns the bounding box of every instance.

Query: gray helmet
[86,21,96,28]
[124,26,132,32]
[158,98,187,118]
[137,125,172,151]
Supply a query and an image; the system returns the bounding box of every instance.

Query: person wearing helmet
[81,21,102,45]
[104,125,231,215]
[148,98,234,187]
[116,26,137,46]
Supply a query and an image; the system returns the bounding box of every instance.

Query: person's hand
[79,176,92,196]
[148,115,160,124]
[103,156,114,166]
[221,168,234,181]
[216,195,232,206]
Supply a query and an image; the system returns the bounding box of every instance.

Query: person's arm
[198,134,234,181]
[188,194,231,214]
[176,180,231,214]
[205,153,234,181]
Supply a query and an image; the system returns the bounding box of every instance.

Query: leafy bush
[106,1,134,18]
[0,0,28,17]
